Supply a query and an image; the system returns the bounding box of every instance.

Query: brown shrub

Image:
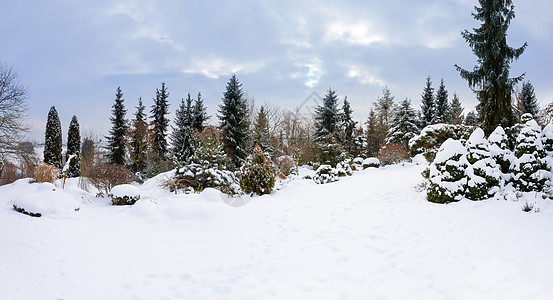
[34,163,59,183]
[276,156,295,176]
[87,164,131,193]
[377,143,410,166]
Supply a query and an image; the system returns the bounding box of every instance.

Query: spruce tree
[251,105,273,155]
[314,88,340,141]
[434,79,449,123]
[386,98,420,151]
[520,81,539,119]
[67,115,81,177]
[130,98,148,173]
[465,111,480,126]
[455,0,527,135]
[106,87,127,166]
[341,96,357,155]
[420,76,435,126]
[449,93,465,125]
[151,82,170,157]
[192,92,209,131]
[218,74,250,168]
[171,97,194,165]
[365,109,380,157]
[374,87,395,128]
[44,106,62,169]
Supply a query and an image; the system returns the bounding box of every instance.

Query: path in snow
[1,163,553,299]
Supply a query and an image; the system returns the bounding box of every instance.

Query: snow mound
[12,182,80,217]
[111,184,141,198]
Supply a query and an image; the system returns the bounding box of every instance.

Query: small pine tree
[171,97,195,165]
[44,106,63,169]
[365,109,384,157]
[420,76,435,126]
[464,111,480,126]
[511,119,549,192]
[218,74,250,168]
[449,93,464,125]
[341,96,357,155]
[316,133,347,168]
[314,88,340,142]
[67,115,81,177]
[465,128,500,200]
[427,139,468,204]
[240,143,276,195]
[106,87,128,166]
[151,82,170,157]
[386,98,420,151]
[250,105,273,155]
[520,81,539,120]
[130,98,149,173]
[433,78,449,123]
[488,126,514,175]
[192,92,210,131]
[374,87,395,128]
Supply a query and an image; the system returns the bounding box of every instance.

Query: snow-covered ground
[2,162,553,299]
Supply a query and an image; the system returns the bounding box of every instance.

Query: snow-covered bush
[362,157,380,169]
[315,133,347,168]
[511,120,549,192]
[488,126,515,175]
[409,124,475,162]
[34,163,59,183]
[87,163,132,193]
[313,164,339,184]
[336,160,353,176]
[239,144,276,195]
[351,157,364,170]
[465,128,500,200]
[426,139,469,204]
[542,124,553,176]
[377,143,410,165]
[110,184,141,205]
[275,155,295,176]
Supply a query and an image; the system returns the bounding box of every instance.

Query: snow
[433,138,467,164]
[9,180,81,217]
[2,163,553,298]
[111,184,141,198]
[362,157,380,166]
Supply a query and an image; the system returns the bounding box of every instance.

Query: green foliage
[409,124,475,162]
[420,76,435,126]
[464,128,500,201]
[449,93,464,125]
[67,115,81,177]
[427,145,468,204]
[314,88,340,141]
[240,144,276,195]
[171,95,195,165]
[129,98,148,173]
[313,164,339,184]
[151,82,170,157]
[386,98,420,150]
[315,133,347,168]
[433,78,449,123]
[44,106,62,169]
[106,87,128,165]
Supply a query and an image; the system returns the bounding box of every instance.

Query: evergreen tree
[171,97,194,165]
[449,93,465,125]
[192,92,209,131]
[341,96,357,155]
[374,87,395,127]
[386,98,420,151]
[455,0,527,135]
[433,78,449,123]
[240,143,276,195]
[151,82,170,157]
[44,106,62,169]
[67,115,81,177]
[464,111,480,126]
[251,105,273,155]
[218,74,250,168]
[130,98,148,173]
[106,87,128,166]
[465,128,500,200]
[420,76,435,126]
[314,88,340,141]
[365,109,385,157]
[520,81,539,119]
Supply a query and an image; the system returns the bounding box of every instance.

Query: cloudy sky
[3,0,552,142]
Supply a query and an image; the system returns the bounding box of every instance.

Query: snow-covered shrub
[110,184,141,205]
[465,128,500,200]
[426,139,469,204]
[488,126,515,175]
[34,163,59,183]
[511,120,549,192]
[362,157,380,169]
[275,155,295,176]
[315,133,347,168]
[351,157,364,170]
[313,164,339,184]
[336,160,353,176]
[239,144,276,195]
[87,163,132,193]
[377,143,410,165]
[542,123,553,156]
[409,124,475,162]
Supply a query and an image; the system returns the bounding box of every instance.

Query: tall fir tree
[250,105,273,155]
[455,0,527,135]
[44,106,62,169]
[218,74,250,168]
[171,97,194,165]
[341,96,357,155]
[374,87,395,127]
[151,82,170,157]
[520,81,539,119]
[386,98,420,150]
[365,109,385,157]
[433,78,449,123]
[314,88,340,141]
[421,76,435,126]
[130,97,148,173]
[465,111,480,126]
[449,93,465,125]
[67,115,81,177]
[192,92,210,131]
[106,87,128,165]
